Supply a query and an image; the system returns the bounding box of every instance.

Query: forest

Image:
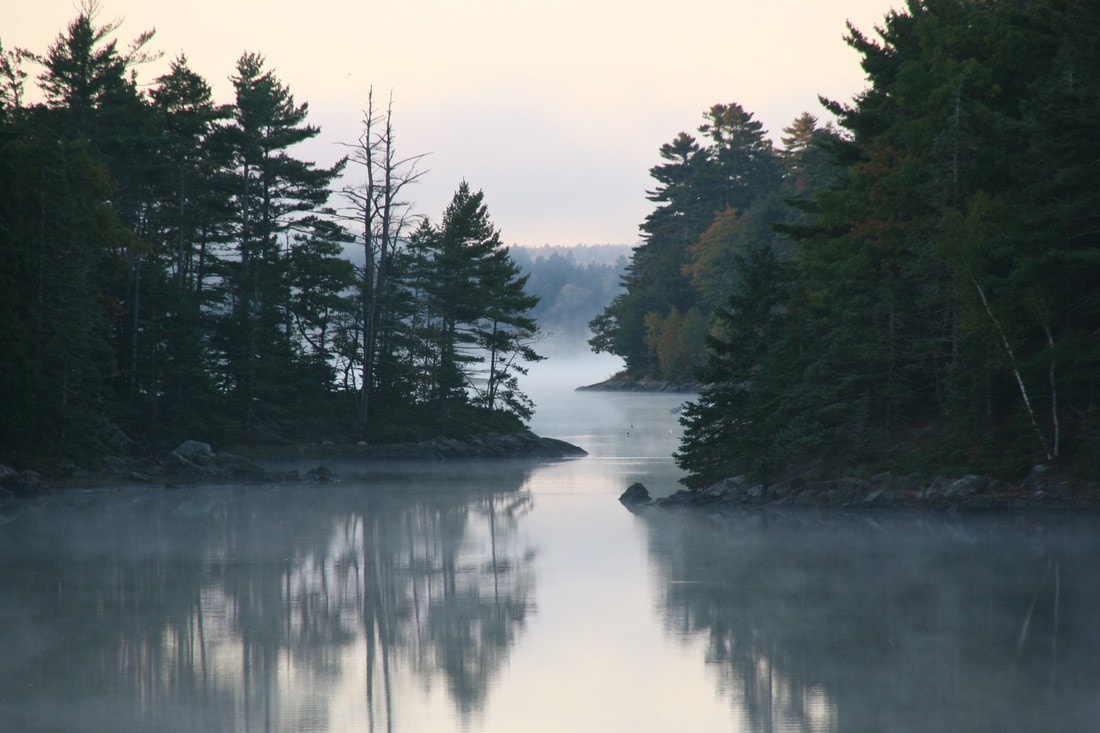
[589,0,1100,484]
[510,245,629,342]
[0,7,544,467]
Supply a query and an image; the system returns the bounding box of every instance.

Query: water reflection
[0,463,537,732]
[643,509,1100,732]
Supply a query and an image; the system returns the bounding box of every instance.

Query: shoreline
[0,431,588,496]
[620,469,1100,514]
[575,372,700,393]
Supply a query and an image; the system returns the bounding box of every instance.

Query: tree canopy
[673,0,1100,486]
[0,6,542,466]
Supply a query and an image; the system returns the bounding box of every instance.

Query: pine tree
[418,183,543,420]
[214,52,348,434]
[589,104,782,379]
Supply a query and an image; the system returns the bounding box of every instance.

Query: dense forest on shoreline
[590,0,1099,485]
[0,5,544,469]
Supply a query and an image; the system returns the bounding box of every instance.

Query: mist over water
[2,348,1098,732]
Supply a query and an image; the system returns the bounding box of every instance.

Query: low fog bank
[523,334,622,397]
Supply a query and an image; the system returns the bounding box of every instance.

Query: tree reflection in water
[0,465,536,732]
[643,509,1100,733]
[354,488,535,730]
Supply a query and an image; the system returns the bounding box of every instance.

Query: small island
[0,39,564,490]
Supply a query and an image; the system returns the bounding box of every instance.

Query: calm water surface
[2,356,1099,732]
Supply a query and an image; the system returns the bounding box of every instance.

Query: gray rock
[943,474,990,498]
[1,470,45,494]
[619,482,651,505]
[919,477,951,501]
[894,473,925,493]
[870,471,894,488]
[770,477,804,498]
[1022,464,1074,499]
[172,440,214,462]
[655,490,697,507]
[700,479,735,500]
[213,452,267,480]
[305,466,335,483]
[619,482,652,513]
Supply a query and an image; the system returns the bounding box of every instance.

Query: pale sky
[9,1,899,247]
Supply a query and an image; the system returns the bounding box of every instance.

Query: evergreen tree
[30,3,166,418]
[410,183,543,421]
[473,244,543,419]
[0,112,124,462]
[140,55,233,438]
[678,0,1100,485]
[589,104,782,379]
[676,245,789,485]
[214,52,348,434]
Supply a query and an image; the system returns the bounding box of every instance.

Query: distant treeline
[0,7,543,466]
[591,0,1100,484]
[511,245,630,340]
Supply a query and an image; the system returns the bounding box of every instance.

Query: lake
[1,354,1098,732]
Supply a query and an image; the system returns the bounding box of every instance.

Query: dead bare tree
[339,89,428,424]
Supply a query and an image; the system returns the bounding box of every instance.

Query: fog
[3,350,1098,732]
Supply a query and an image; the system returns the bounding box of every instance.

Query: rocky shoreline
[0,431,587,496]
[620,467,1100,514]
[575,374,699,393]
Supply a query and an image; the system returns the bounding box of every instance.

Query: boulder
[305,466,335,483]
[0,470,45,495]
[213,452,268,480]
[943,474,990,498]
[1022,464,1074,499]
[619,482,651,510]
[663,489,698,505]
[172,440,214,462]
[701,476,746,501]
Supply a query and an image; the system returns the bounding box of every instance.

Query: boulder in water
[619,482,652,512]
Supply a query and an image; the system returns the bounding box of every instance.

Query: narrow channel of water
[1,353,1098,731]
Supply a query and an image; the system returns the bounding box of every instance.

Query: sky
[10,0,900,247]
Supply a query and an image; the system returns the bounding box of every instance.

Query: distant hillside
[510,244,630,340]
[513,243,634,267]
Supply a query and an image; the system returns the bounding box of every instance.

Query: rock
[172,440,214,462]
[770,477,804,499]
[651,488,695,506]
[213,452,268,480]
[870,471,894,488]
[1022,464,1074,499]
[892,473,925,493]
[619,482,653,513]
[104,455,139,476]
[0,470,45,495]
[863,488,885,505]
[919,477,951,501]
[943,474,990,498]
[699,480,731,500]
[662,489,697,506]
[305,431,586,462]
[56,459,90,478]
[532,436,589,458]
[305,466,335,483]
